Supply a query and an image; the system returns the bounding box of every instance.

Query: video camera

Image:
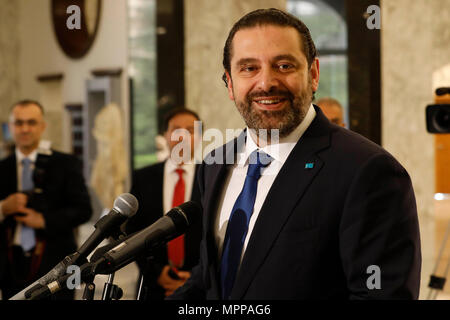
[426,87,450,133]
[25,151,51,213]
[17,142,53,215]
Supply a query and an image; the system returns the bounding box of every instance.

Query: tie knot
[175,168,184,177]
[247,151,272,178]
[22,158,32,167]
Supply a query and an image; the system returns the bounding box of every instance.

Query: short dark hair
[163,107,201,133]
[10,99,45,115]
[222,8,317,87]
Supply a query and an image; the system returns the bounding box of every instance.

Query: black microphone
[90,236,131,262]
[9,193,138,300]
[94,201,201,275]
[28,201,201,300]
[75,193,139,262]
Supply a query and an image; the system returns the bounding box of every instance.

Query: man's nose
[20,123,31,132]
[256,66,279,93]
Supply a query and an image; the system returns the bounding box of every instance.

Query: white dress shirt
[214,104,316,264]
[0,148,38,245]
[163,157,196,214]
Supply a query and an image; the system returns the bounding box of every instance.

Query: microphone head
[167,201,201,233]
[113,193,139,217]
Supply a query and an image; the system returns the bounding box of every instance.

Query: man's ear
[310,58,320,92]
[225,71,235,101]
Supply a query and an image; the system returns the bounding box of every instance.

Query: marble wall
[0,0,20,124]
[14,0,129,156]
[381,0,450,299]
[185,0,286,149]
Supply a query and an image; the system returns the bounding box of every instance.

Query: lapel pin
[305,162,314,169]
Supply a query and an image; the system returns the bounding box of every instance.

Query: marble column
[0,0,20,124]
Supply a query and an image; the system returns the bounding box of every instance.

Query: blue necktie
[220,150,272,299]
[21,158,36,252]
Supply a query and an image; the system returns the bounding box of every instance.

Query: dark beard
[235,81,313,139]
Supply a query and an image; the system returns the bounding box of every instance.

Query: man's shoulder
[0,153,15,168]
[333,127,382,151]
[49,149,76,158]
[133,161,165,177]
[329,126,405,170]
[48,150,81,164]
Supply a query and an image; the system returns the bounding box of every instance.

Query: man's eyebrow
[234,55,301,66]
[272,54,301,64]
[234,58,259,66]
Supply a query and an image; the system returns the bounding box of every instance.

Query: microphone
[9,193,138,300]
[28,201,201,300]
[94,201,201,275]
[90,236,131,262]
[75,193,139,262]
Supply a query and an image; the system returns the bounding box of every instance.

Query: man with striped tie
[0,100,92,300]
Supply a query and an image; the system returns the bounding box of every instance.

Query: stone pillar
[0,0,20,124]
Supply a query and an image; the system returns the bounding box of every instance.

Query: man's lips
[252,96,288,111]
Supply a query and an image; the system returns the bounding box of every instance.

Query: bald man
[316,97,346,127]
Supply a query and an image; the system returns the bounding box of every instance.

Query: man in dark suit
[125,108,203,300]
[0,100,92,299]
[168,8,421,300]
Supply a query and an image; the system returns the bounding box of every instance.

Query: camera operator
[0,100,92,300]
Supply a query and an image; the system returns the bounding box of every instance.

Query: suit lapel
[230,108,333,299]
[202,132,246,297]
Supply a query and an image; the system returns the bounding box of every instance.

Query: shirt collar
[15,148,38,164]
[239,103,316,166]
[166,156,195,173]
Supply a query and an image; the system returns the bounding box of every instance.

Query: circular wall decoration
[51,0,102,59]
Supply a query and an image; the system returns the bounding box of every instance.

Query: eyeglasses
[11,120,40,127]
[436,87,450,96]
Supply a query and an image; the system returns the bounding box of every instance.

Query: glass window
[287,0,348,125]
[128,0,158,169]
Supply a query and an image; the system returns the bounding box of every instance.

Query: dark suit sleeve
[43,155,92,236]
[339,153,421,299]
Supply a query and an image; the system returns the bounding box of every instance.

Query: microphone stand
[136,273,146,300]
[82,277,96,300]
[136,256,151,300]
[101,272,123,300]
[427,219,450,299]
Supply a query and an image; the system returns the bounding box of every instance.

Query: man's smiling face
[225,24,319,137]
